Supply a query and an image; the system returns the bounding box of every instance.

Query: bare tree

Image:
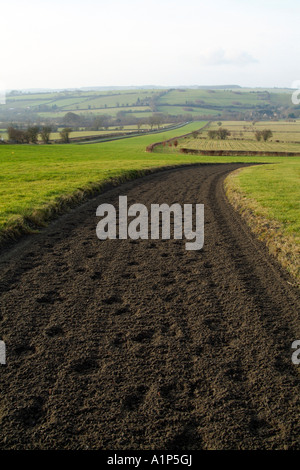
[261,129,273,141]
[26,126,40,144]
[218,128,231,140]
[60,128,72,143]
[40,126,52,144]
[208,128,231,140]
[255,130,262,141]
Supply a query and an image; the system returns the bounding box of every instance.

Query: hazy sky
[1,0,299,90]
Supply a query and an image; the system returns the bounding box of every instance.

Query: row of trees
[7,126,52,144]
[207,127,273,142]
[7,126,72,144]
[63,111,172,131]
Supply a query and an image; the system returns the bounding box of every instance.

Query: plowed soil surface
[0,163,299,450]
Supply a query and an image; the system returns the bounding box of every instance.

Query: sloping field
[1,88,293,121]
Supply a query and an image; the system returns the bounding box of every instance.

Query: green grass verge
[225,162,300,285]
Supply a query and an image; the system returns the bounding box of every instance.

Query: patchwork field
[0,87,295,122]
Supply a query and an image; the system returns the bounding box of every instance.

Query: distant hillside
[0,86,297,127]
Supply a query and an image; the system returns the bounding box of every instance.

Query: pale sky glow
[1,0,299,90]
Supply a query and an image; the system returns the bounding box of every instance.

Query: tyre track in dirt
[0,163,299,450]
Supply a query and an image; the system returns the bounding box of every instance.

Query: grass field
[0,122,207,238]
[36,106,152,119]
[157,89,292,108]
[157,105,221,117]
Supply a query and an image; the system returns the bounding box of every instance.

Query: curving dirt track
[0,163,299,450]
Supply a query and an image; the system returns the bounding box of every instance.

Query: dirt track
[0,163,299,450]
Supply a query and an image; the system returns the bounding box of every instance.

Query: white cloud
[199,49,259,67]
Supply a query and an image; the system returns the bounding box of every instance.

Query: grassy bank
[225,161,300,285]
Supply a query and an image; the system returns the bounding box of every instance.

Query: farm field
[208,120,300,142]
[157,105,221,117]
[180,138,300,153]
[157,88,291,107]
[4,89,156,109]
[159,120,300,153]
[37,106,153,119]
[0,89,156,121]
